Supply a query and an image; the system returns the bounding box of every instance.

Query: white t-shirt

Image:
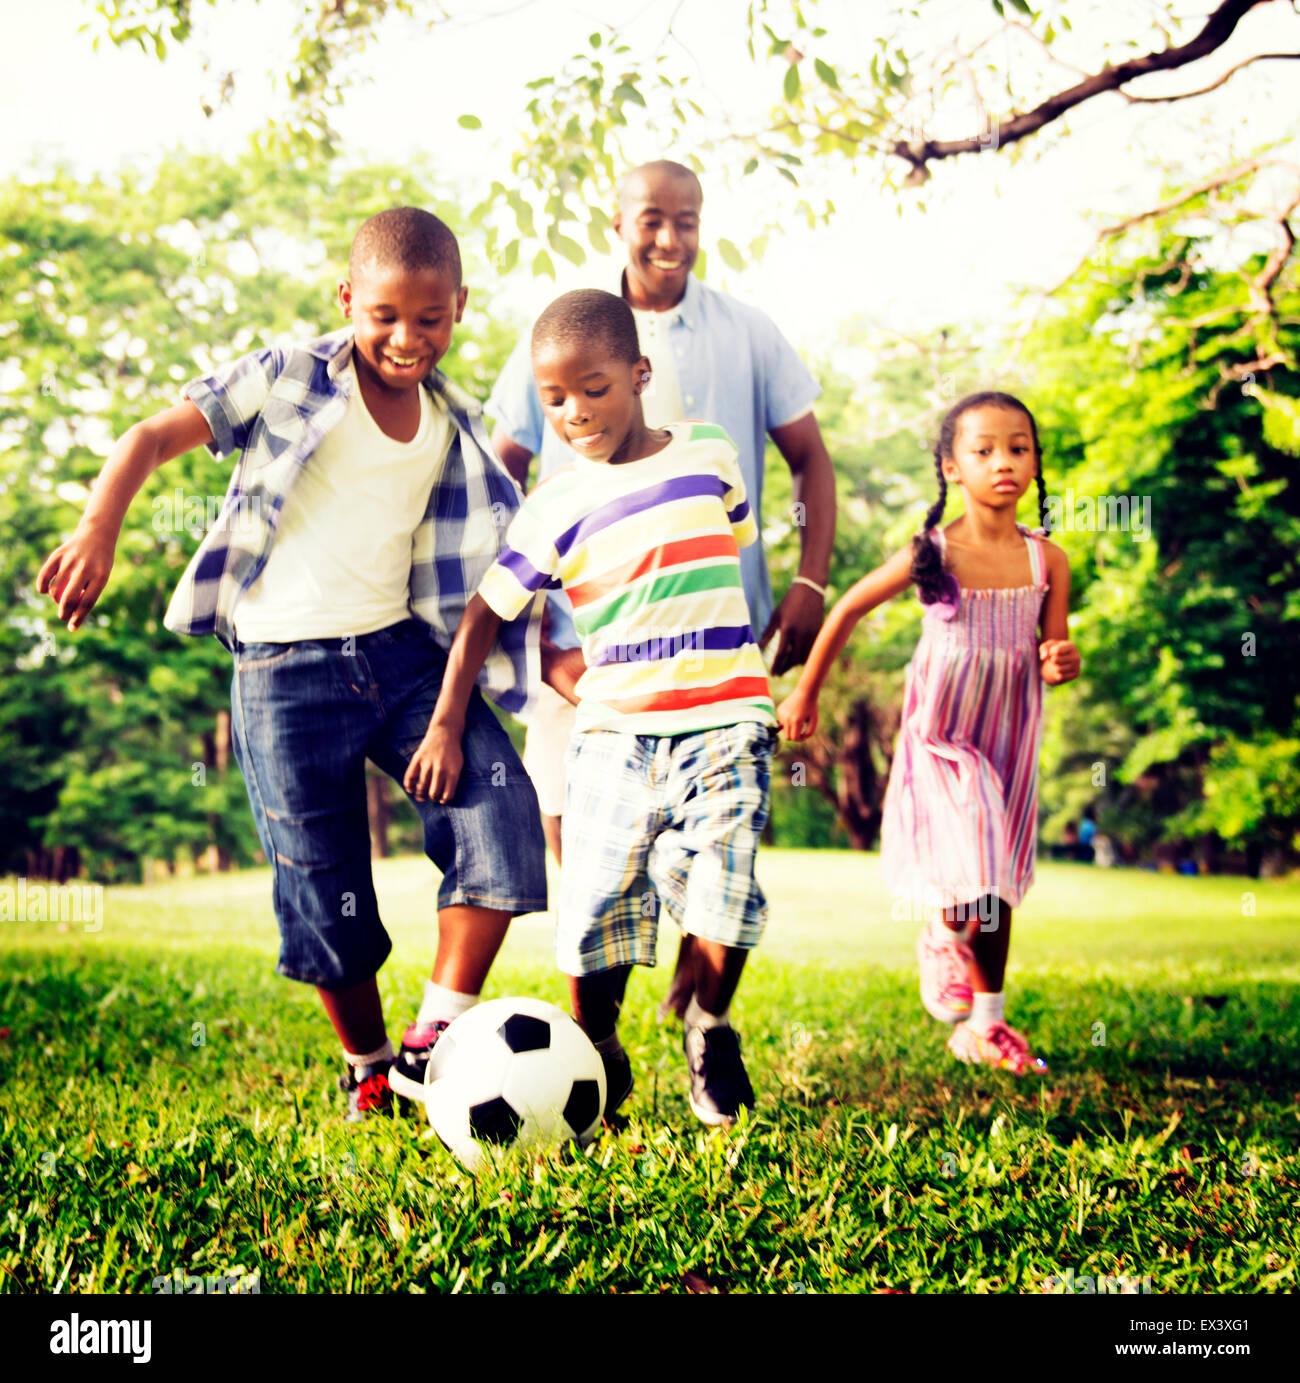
[234,361,452,641]
[630,304,685,428]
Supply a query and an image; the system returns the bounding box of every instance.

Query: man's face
[613,171,701,309]
[339,263,467,392]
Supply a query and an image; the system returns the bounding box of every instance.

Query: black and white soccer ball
[424,997,606,1171]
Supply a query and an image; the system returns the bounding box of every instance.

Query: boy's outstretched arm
[777,545,914,739]
[37,400,214,630]
[404,593,505,804]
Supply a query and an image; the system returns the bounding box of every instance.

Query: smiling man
[488,161,836,1017]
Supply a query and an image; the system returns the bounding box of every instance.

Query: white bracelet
[792,576,828,599]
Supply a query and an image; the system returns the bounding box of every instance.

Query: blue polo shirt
[487,273,821,648]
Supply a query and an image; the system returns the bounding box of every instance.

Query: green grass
[2,853,1297,1294]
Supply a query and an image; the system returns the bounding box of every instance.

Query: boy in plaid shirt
[39,208,547,1120]
[412,290,777,1128]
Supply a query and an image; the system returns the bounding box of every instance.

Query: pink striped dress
[880,524,1048,910]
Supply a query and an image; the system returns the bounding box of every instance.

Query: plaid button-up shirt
[164,327,540,716]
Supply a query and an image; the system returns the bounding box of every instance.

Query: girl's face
[942,405,1037,508]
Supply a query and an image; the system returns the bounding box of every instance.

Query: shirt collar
[302,326,480,418]
[618,268,698,331]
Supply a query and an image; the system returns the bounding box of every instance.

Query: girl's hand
[777,688,819,740]
[404,724,463,804]
[1039,638,1080,685]
[37,524,118,631]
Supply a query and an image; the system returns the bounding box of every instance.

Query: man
[488,160,836,1017]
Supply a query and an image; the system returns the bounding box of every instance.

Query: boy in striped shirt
[409,289,777,1127]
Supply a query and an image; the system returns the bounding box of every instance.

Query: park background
[1,0,1298,1297]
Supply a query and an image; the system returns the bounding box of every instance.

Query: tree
[1,146,517,878]
[82,1,1300,277]
[1026,176,1300,863]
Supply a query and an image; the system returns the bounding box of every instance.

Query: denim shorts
[557,721,775,976]
[229,619,547,988]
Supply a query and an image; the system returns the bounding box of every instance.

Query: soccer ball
[424,997,606,1172]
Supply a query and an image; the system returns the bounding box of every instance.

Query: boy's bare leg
[658,933,696,1020]
[541,815,563,864]
[317,976,388,1054]
[569,966,631,1042]
[691,938,748,1016]
[430,904,514,993]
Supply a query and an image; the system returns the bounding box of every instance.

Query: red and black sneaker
[387,1019,451,1104]
[338,1062,394,1123]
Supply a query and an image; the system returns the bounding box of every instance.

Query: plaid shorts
[557,721,776,976]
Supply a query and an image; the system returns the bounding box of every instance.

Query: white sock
[685,996,729,1031]
[417,980,478,1028]
[593,1032,625,1060]
[342,1038,394,1069]
[968,991,1005,1035]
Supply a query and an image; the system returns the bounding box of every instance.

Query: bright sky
[5,0,1298,349]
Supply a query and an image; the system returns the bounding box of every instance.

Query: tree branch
[1120,50,1300,102]
[892,0,1272,181]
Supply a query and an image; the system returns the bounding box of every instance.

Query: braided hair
[911,391,1049,604]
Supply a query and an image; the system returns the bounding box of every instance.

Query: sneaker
[388,1019,450,1103]
[947,1020,1047,1075]
[917,921,974,1024]
[684,1024,755,1127]
[600,1047,634,1119]
[338,1063,394,1122]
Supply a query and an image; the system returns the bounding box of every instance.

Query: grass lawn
[2,852,1297,1294]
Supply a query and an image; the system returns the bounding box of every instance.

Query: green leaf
[547,227,585,265]
[456,114,482,130]
[814,58,839,90]
[587,219,610,254]
[777,166,799,186]
[743,158,759,176]
[506,190,535,238]
[783,63,801,102]
[717,238,745,272]
[501,238,519,274]
[613,82,646,107]
[532,249,555,280]
[1008,0,1034,14]
[693,247,707,279]
[589,31,602,48]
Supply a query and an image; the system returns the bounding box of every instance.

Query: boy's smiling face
[339,262,466,393]
[533,340,653,465]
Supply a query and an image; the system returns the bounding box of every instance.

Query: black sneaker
[683,1024,754,1127]
[601,1047,634,1119]
[388,1019,450,1103]
[338,1062,394,1123]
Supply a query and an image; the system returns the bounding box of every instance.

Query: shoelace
[402,1019,450,1048]
[983,1023,1028,1069]
[927,928,971,997]
[357,1072,389,1111]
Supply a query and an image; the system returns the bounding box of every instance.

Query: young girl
[777,392,1080,1073]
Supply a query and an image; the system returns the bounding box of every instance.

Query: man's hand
[776,686,819,740]
[403,723,464,804]
[759,582,825,677]
[37,523,118,631]
[1039,638,1081,685]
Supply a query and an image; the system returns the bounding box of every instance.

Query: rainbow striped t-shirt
[478,422,777,736]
